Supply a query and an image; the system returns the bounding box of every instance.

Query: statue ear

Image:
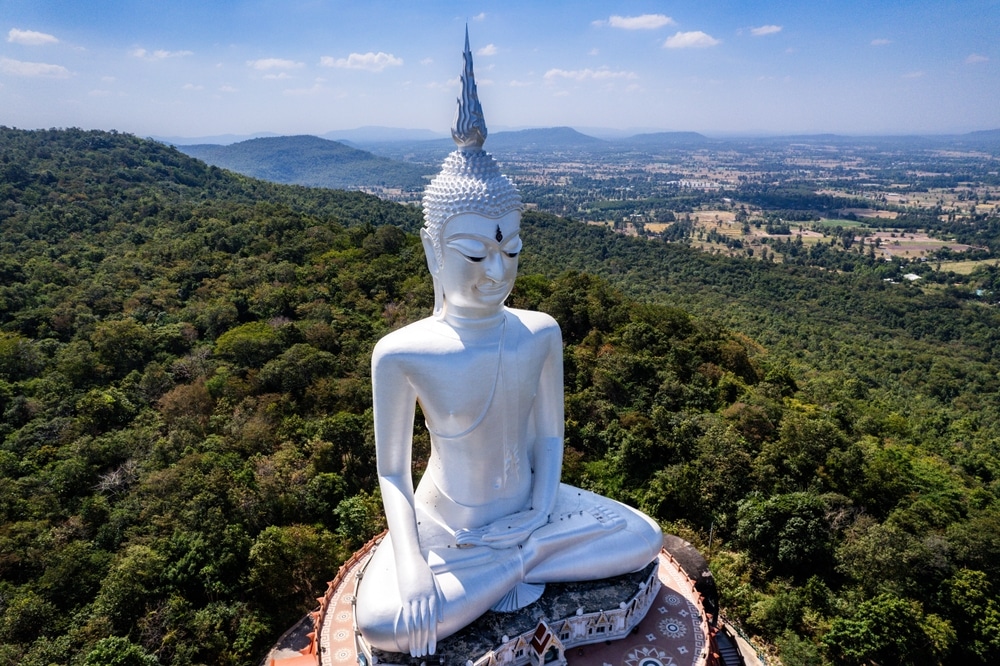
[420,228,441,275]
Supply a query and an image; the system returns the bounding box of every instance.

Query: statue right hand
[454,508,548,549]
[397,558,443,657]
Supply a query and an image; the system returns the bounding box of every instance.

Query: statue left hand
[454,509,548,549]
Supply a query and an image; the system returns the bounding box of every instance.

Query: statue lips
[476,281,511,298]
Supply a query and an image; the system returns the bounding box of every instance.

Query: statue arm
[528,323,565,520]
[372,346,442,657]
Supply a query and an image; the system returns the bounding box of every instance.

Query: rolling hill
[616,131,712,148]
[177,134,434,191]
[485,126,608,152]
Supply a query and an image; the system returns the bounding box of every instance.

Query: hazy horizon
[2,1,998,138]
[151,124,1000,148]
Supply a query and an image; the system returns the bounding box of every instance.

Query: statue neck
[440,307,506,331]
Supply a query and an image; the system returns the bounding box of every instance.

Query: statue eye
[447,238,487,262]
[503,236,522,258]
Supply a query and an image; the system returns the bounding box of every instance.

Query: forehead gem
[496,225,503,242]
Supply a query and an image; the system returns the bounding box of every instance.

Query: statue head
[421,28,522,316]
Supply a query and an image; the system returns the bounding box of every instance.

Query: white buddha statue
[354,31,662,658]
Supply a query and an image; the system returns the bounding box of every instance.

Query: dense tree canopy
[3,128,1000,665]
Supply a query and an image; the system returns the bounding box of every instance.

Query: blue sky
[1,1,998,138]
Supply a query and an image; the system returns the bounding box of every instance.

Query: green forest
[3,127,1000,666]
[177,136,433,193]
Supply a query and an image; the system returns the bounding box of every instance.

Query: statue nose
[484,252,504,280]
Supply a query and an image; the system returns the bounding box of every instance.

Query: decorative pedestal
[275,537,714,666]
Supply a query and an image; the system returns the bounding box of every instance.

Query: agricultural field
[535,139,1000,279]
[669,210,976,263]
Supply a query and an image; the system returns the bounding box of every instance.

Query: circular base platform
[310,548,710,666]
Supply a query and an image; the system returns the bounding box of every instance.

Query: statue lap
[355,484,661,653]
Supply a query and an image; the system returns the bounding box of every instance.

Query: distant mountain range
[618,131,713,148]
[170,127,1000,193]
[176,135,433,191]
[348,127,1000,160]
[321,126,448,143]
[155,132,282,146]
[485,126,608,152]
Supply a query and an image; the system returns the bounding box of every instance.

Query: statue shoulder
[506,308,561,339]
[371,317,442,363]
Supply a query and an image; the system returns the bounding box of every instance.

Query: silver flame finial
[452,25,487,150]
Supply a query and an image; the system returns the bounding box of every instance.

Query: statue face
[436,210,521,315]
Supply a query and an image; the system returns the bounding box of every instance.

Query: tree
[822,593,953,665]
[736,492,834,579]
[247,524,343,616]
[91,319,156,378]
[0,588,56,644]
[93,545,167,633]
[939,569,1000,662]
[754,413,848,493]
[213,321,283,367]
[84,636,160,666]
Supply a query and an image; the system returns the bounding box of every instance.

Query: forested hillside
[177,135,433,192]
[522,213,1000,665]
[2,128,1000,666]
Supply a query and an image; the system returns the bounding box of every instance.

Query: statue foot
[549,504,627,534]
[587,504,627,530]
[490,582,546,612]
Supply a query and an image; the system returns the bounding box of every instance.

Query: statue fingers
[427,593,439,655]
[401,601,417,656]
[480,521,540,545]
[408,597,431,657]
[454,526,488,546]
[479,531,528,549]
[434,577,445,625]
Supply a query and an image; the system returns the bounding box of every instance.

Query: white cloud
[319,52,402,72]
[903,70,925,79]
[219,85,238,92]
[264,72,291,80]
[247,58,303,70]
[420,57,434,65]
[472,13,486,22]
[182,83,204,91]
[966,54,989,64]
[750,25,782,37]
[871,38,891,46]
[476,43,498,57]
[7,28,59,46]
[509,80,533,87]
[663,31,721,49]
[544,67,637,82]
[88,89,111,97]
[132,48,193,61]
[589,48,600,56]
[594,14,674,30]
[0,56,70,77]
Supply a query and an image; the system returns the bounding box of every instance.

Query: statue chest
[411,338,544,505]
[413,340,541,436]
